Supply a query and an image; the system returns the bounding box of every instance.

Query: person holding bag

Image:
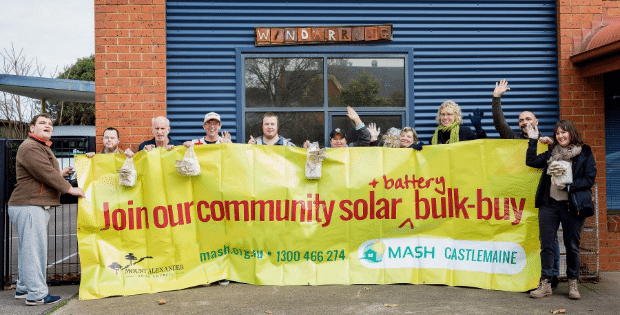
[525,120,597,300]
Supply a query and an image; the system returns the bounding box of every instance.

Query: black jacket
[525,139,597,212]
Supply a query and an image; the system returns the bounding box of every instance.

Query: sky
[0,0,94,78]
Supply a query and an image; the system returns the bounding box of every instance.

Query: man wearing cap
[184,112,232,147]
[139,116,182,151]
[248,112,296,146]
[329,107,371,148]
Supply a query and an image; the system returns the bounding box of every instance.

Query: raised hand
[221,131,232,143]
[526,122,539,140]
[368,123,380,142]
[468,108,484,127]
[347,106,363,127]
[493,79,510,97]
[248,135,256,145]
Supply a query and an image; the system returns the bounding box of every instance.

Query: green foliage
[332,71,393,107]
[48,55,95,126]
[59,55,95,81]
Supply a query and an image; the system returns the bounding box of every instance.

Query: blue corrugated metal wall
[166,0,558,142]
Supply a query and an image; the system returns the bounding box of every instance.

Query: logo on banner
[360,241,386,263]
[108,253,153,275]
[357,238,526,275]
[107,253,185,278]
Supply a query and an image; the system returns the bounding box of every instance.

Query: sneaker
[219,280,230,286]
[25,294,61,306]
[530,279,552,298]
[14,291,27,299]
[568,279,581,300]
[551,276,559,290]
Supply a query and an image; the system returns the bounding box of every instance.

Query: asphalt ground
[1,272,618,315]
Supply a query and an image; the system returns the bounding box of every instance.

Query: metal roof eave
[0,74,95,104]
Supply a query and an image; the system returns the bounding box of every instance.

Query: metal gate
[1,136,95,289]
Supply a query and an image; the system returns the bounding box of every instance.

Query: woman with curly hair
[430,100,478,145]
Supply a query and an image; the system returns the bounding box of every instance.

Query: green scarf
[431,120,460,145]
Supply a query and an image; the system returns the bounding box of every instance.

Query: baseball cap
[329,128,346,139]
[204,112,221,123]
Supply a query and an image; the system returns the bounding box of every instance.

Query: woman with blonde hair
[430,100,478,145]
[399,127,423,150]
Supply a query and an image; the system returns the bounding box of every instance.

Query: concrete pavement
[1,284,78,315]
[2,273,619,314]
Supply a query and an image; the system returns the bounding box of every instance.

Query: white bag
[547,160,573,185]
[175,145,201,176]
[382,127,401,148]
[305,142,327,180]
[117,157,137,187]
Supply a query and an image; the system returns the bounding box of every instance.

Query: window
[242,53,408,147]
[605,70,620,214]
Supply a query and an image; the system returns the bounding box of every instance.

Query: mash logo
[358,238,526,275]
[359,240,386,263]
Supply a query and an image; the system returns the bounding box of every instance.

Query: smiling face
[555,127,571,147]
[152,118,170,142]
[440,108,456,127]
[518,111,538,134]
[330,133,347,148]
[30,116,54,141]
[262,116,278,140]
[102,129,119,153]
[399,130,415,148]
[203,119,221,140]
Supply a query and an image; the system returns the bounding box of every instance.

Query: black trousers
[538,198,585,280]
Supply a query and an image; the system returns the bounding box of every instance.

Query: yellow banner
[76,140,543,300]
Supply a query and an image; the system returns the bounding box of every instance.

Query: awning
[0,74,95,104]
[570,22,620,77]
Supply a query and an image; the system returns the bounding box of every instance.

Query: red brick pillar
[95,0,166,152]
[558,0,620,271]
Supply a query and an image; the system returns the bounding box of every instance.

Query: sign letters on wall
[255,24,393,46]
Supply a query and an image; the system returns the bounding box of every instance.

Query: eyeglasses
[204,121,220,126]
[440,113,455,117]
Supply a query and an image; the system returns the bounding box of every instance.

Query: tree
[108,262,122,275]
[0,43,46,138]
[335,71,391,107]
[245,58,322,107]
[47,55,95,126]
[125,253,137,266]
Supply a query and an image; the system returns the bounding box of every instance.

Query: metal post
[41,98,46,114]
[0,139,7,290]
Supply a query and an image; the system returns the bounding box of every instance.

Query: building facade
[95,0,620,271]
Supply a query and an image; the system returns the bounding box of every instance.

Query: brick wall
[95,0,166,152]
[93,0,620,271]
[558,0,620,271]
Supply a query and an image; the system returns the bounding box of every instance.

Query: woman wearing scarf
[526,120,596,300]
[430,100,478,144]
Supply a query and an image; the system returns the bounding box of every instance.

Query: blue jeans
[8,205,50,300]
[539,199,585,280]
